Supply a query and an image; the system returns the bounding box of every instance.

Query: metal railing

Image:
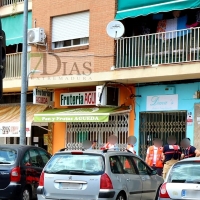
[0,0,24,6]
[116,27,200,68]
[5,52,22,78]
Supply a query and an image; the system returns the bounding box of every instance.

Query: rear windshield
[168,161,200,183]
[45,153,105,175]
[0,148,17,164]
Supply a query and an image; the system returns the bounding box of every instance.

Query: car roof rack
[59,148,85,152]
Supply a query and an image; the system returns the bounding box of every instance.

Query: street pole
[20,0,28,145]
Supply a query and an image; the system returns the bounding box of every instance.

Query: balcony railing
[5,52,22,78]
[0,0,24,6]
[115,27,200,68]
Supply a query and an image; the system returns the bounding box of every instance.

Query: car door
[108,156,127,195]
[118,155,142,200]
[133,157,158,200]
[28,148,44,197]
[37,149,51,167]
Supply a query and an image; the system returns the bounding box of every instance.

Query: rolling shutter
[52,11,89,42]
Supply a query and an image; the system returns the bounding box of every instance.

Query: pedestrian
[126,144,136,154]
[181,138,200,159]
[145,138,163,176]
[89,140,97,149]
[162,136,182,179]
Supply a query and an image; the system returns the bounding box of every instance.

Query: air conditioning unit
[27,28,46,44]
[96,85,119,106]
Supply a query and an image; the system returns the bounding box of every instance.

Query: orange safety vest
[146,146,163,168]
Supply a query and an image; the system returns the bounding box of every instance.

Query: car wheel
[116,193,126,200]
[21,187,31,200]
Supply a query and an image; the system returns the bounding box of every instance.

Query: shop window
[52,11,89,49]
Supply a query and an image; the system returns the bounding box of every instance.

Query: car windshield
[45,153,105,175]
[168,161,200,183]
[0,148,17,164]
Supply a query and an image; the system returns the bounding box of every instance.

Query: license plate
[61,183,82,189]
[181,190,186,197]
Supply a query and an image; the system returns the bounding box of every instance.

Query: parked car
[37,149,163,200]
[158,157,200,200]
[0,144,51,200]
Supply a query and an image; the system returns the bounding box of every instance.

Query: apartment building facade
[1,0,136,154]
[115,0,200,158]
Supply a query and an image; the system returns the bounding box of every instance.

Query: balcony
[5,53,22,79]
[0,0,24,6]
[115,27,200,68]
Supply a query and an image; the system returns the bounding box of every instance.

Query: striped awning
[0,104,47,137]
[115,0,200,20]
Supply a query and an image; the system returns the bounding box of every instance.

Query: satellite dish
[127,136,137,146]
[28,30,35,43]
[106,20,125,39]
[82,140,92,150]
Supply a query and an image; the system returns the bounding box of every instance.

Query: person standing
[89,140,97,149]
[145,138,163,176]
[162,136,182,179]
[126,144,136,154]
[181,138,200,159]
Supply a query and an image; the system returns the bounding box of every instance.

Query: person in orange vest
[145,138,163,176]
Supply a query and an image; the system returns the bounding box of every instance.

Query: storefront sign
[33,88,52,105]
[187,112,193,126]
[0,122,31,137]
[146,94,178,111]
[60,91,96,106]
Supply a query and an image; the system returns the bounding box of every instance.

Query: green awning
[2,12,32,46]
[34,107,130,123]
[115,0,200,20]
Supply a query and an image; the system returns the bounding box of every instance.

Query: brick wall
[31,0,116,77]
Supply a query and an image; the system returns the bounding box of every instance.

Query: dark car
[0,144,51,200]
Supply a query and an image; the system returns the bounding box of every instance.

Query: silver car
[37,149,163,200]
[158,157,200,200]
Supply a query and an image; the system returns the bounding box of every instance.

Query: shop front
[134,82,200,159]
[33,85,136,154]
[0,103,47,145]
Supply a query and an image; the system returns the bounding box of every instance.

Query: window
[118,156,137,174]
[133,157,151,175]
[22,151,31,166]
[52,11,89,49]
[38,149,50,166]
[29,149,44,168]
[0,148,17,164]
[45,154,104,175]
[109,156,123,174]
[168,162,200,183]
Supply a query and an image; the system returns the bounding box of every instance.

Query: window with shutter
[52,11,89,49]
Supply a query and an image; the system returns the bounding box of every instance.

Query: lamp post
[20,69,42,145]
[26,70,42,91]
[20,0,28,145]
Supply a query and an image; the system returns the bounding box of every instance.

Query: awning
[1,12,32,46]
[0,104,47,137]
[115,0,200,20]
[34,107,131,123]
